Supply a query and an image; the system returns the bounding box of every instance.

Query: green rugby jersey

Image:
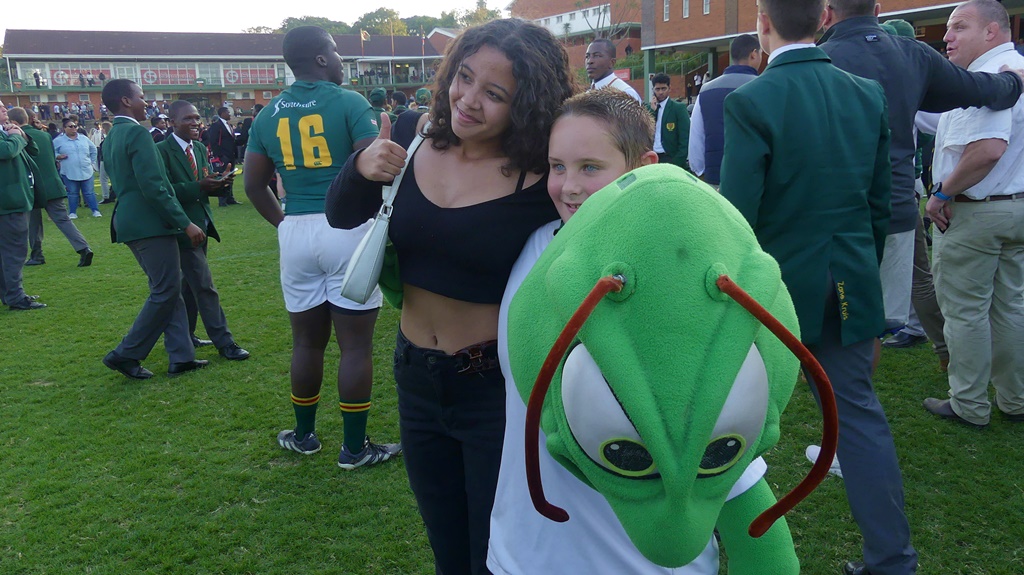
[247,81,379,215]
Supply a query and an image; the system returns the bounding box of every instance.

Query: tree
[278,16,352,35]
[243,26,275,34]
[355,8,409,36]
[402,12,460,36]
[575,0,640,41]
[459,0,500,27]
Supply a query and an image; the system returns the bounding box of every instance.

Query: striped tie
[186,143,198,180]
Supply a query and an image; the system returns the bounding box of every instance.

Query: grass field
[2,186,1022,574]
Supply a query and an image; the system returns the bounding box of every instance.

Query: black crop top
[325,112,558,304]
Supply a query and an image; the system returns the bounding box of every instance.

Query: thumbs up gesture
[355,112,409,183]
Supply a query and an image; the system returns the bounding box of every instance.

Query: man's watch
[933,182,953,202]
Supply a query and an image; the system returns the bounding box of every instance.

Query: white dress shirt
[933,43,1024,200]
[591,73,643,103]
[653,99,667,153]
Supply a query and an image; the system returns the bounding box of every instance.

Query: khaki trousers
[933,197,1024,425]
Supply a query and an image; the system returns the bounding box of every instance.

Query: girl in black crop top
[326,19,578,575]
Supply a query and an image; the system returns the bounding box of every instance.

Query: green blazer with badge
[0,129,37,215]
[23,125,67,202]
[156,136,221,249]
[649,97,690,168]
[719,47,891,346]
[104,117,192,243]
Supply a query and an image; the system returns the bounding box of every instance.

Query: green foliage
[459,0,501,28]
[355,8,409,37]
[242,26,275,34]
[2,184,1023,574]
[402,13,460,36]
[278,16,353,35]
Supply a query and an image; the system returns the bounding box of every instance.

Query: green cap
[369,87,387,105]
[415,88,432,105]
[880,19,915,38]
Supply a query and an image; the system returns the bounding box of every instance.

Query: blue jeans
[64,175,98,213]
[394,329,504,575]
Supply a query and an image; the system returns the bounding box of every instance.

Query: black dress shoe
[77,248,94,267]
[99,198,115,204]
[25,258,45,266]
[218,343,250,361]
[103,351,154,379]
[168,359,210,375]
[843,561,871,575]
[9,299,47,310]
[923,398,987,428]
[882,332,928,348]
[191,335,214,347]
[226,199,241,205]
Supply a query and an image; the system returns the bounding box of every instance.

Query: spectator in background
[53,117,100,219]
[689,34,762,187]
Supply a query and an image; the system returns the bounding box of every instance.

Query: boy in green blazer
[7,107,93,267]
[156,100,249,361]
[719,1,915,574]
[99,79,208,379]
[648,73,690,169]
[0,101,46,310]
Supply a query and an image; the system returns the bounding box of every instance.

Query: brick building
[639,0,1024,98]
[1,29,441,120]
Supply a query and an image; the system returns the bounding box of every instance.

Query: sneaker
[277,429,322,455]
[68,213,78,219]
[338,436,402,470]
[92,210,102,217]
[805,445,843,479]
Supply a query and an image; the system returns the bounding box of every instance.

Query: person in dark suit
[718,1,912,575]
[647,73,689,169]
[0,100,46,310]
[207,106,239,206]
[156,100,250,362]
[99,79,208,379]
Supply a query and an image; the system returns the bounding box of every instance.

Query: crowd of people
[3,0,1023,573]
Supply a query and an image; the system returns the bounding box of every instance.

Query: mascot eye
[562,343,659,479]
[697,345,769,479]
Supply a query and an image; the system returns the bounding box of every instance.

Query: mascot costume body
[491,165,837,574]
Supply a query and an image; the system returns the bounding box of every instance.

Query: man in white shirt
[585,38,642,103]
[923,0,1024,428]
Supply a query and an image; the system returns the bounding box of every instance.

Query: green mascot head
[507,165,837,569]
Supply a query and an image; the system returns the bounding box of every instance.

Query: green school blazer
[720,47,892,345]
[0,130,37,215]
[23,125,67,202]
[156,137,221,250]
[653,97,690,169]
[104,117,192,243]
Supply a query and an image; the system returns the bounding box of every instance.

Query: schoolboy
[156,100,249,361]
[100,79,208,379]
[718,1,906,574]
[488,89,764,574]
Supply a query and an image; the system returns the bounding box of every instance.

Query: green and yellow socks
[339,398,371,454]
[291,393,319,438]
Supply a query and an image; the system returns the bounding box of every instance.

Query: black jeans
[394,329,504,575]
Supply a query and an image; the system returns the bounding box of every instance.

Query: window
[664,0,670,20]
[703,0,710,14]
[262,91,274,99]
[544,18,550,25]
[556,15,563,23]
[583,9,589,16]
[570,12,575,20]
[683,0,689,17]
[79,94,89,101]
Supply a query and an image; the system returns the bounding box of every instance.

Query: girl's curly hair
[424,19,581,175]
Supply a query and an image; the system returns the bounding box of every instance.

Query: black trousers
[394,329,503,575]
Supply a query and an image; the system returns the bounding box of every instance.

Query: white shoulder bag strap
[339,121,429,304]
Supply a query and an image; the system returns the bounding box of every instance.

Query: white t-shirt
[933,43,1024,200]
[488,220,767,575]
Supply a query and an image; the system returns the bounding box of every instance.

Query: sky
[0,0,508,45]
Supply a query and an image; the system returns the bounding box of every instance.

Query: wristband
[934,183,952,202]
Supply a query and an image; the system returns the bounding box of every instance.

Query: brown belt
[953,192,1024,203]
[453,340,499,374]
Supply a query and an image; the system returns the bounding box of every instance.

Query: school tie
[186,143,198,180]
